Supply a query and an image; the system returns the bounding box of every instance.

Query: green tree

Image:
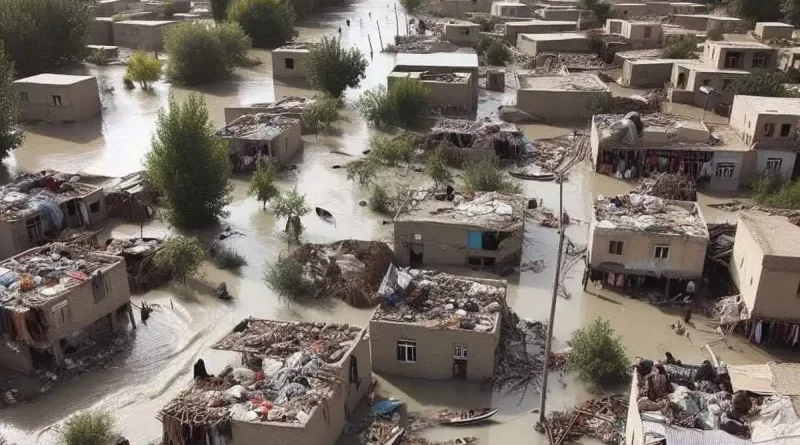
[399,0,423,13]
[369,135,416,167]
[358,79,430,128]
[61,411,116,445]
[783,0,800,26]
[661,35,700,59]
[248,163,280,208]
[426,146,453,188]
[729,71,791,97]
[155,236,206,284]
[357,86,396,128]
[730,0,782,24]
[463,159,521,193]
[272,188,311,242]
[302,96,341,130]
[579,0,612,26]
[264,256,312,301]
[227,0,297,48]
[214,22,253,66]
[126,50,161,90]
[0,47,22,161]
[164,22,230,85]
[346,159,379,184]
[752,174,800,209]
[485,39,512,66]
[568,318,629,385]
[146,94,233,228]
[0,0,93,77]
[369,184,392,214]
[306,37,368,98]
[210,0,230,22]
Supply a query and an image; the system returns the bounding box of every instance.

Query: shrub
[306,37,368,97]
[729,0,782,24]
[164,22,230,84]
[86,47,115,65]
[399,0,423,12]
[369,184,392,213]
[706,26,723,41]
[568,318,629,385]
[0,47,23,161]
[210,0,230,22]
[112,13,126,22]
[163,0,176,16]
[346,159,379,184]
[752,174,800,209]
[368,134,416,166]
[588,94,614,114]
[146,94,233,228]
[227,0,297,48]
[213,246,248,270]
[357,86,396,128]
[661,35,700,59]
[579,0,612,26]
[463,159,521,193]
[248,162,280,208]
[126,50,161,90]
[360,81,430,128]
[302,96,341,130]
[155,236,206,284]
[272,188,311,242]
[265,257,312,301]
[470,14,501,32]
[485,39,513,66]
[214,22,253,66]
[729,71,791,97]
[61,411,116,445]
[586,29,604,52]
[426,146,453,188]
[0,0,94,77]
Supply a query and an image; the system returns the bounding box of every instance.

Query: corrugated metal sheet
[642,420,751,445]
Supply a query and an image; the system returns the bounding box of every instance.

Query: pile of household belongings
[242,96,316,132]
[537,395,628,444]
[422,119,525,164]
[0,171,80,233]
[103,171,159,222]
[103,237,171,293]
[634,173,697,202]
[287,240,394,308]
[597,112,643,146]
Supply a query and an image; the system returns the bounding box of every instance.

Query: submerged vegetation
[568,318,630,385]
[265,257,313,300]
[306,37,368,98]
[752,174,800,209]
[358,79,431,128]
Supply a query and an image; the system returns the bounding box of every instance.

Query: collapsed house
[588,193,709,295]
[101,171,159,222]
[634,173,698,201]
[369,267,504,380]
[219,114,303,169]
[626,357,800,445]
[388,71,474,113]
[103,237,171,293]
[516,73,611,123]
[224,96,314,131]
[159,319,372,445]
[0,242,133,374]
[422,118,524,164]
[393,52,479,111]
[0,171,108,260]
[272,43,310,79]
[393,191,525,274]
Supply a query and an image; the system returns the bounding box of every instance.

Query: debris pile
[397,191,525,232]
[104,172,159,222]
[531,52,613,71]
[634,173,697,202]
[422,119,524,164]
[492,315,548,393]
[0,170,100,226]
[104,237,172,293]
[220,113,298,140]
[709,200,800,220]
[287,240,394,308]
[593,193,707,236]
[537,396,628,445]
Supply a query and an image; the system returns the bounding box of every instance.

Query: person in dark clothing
[665,352,682,365]
[193,359,212,379]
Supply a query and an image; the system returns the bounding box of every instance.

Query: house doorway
[409,243,423,267]
[453,359,467,379]
[677,72,687,89]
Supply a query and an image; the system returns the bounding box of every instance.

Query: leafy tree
[661,35,700,59]
[579,0,612,26]
[0,0,94,77]
[463,159,521,194]
[486,39,512,66]
[213,246,248,270]
[61,411,116,445]
[729,71,791,97]
[306,37,368,98]
[214,22,253,66]
[272,188,311,242]
[783,0,800,26]
[399,0,423,12]
[729,0,782,24]
[155,236,206,284]
[86,47,116,65]
[357,86,396,128]
[369,184,392,213]
[568,318,629,385]
[248,162,280,208]
[126,51,161,90]
[210,0,230,22]
[426,146,453,188]
[227,0,297,48]
[146,94,232,228]
[265,256,312,301]
[470,14,501,32]
[0,47,22,162]
[164,22,230,85]
[346,159,379,184]
[751,174,800,209]
[369,135,416,166]
[302,96,341,130]
[358,79,430,128]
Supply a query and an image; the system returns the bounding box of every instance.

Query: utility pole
[377,21,384,50]
[395,3,400,36]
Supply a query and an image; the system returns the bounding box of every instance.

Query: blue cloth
[467,231,482,249]
[372,399,404,416]
[27,197,64,230]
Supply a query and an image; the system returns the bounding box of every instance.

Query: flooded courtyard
[0,1,791,444]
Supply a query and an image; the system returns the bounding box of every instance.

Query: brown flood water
[0,3,794,443]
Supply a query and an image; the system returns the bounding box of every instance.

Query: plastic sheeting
[371,399,404,416]
[27,197,64,231]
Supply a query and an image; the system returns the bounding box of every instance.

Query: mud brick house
[443,22,481,44]
[516,73,611,123]
[504,20,577,44]
[388,71,474,112]
[393,52,479,111]
[14,74,101,123]
[393,191,525,273]
[272,44,310,79]
[370,267,504,380]
[112,20,176,51]
[219,114,303,169]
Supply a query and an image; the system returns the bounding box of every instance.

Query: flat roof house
[729,214,800,331]
[0,243,132,374]
[504,19,577,43]
[755,22,795,40]
[516,31,589,55]
[89,17,115,45]
[703,40,777,71]
[14,74,101,123]
[443,22,481,44]
[272,43,310,79]
[535,7,584,22]
[668,60,749,108]
[778,47,800,73]
[0,171,108,260]
[588,193,708,294]
[622,58,682,88]
[394,52,479,110]
[96,0,137,16]
[388,71,474,112]
[219,114,302,169]
[393,191,525,273]
[490,1,532,17]
[729,95,800,179]
[607,20,664,49]
[370,267,504,380]
[159,319,372,445]
[610,3,653,19]
[516,73,611,122]
[590,113,751,190]
[670,14,746,33]
[112,20,176,51]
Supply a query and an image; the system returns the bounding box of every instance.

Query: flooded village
[3,0,800,444]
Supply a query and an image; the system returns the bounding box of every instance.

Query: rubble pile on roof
[537,396,629,444]
[0,243,120,307]
[594,193,707,236]
[247,96,314,111]
[0,171,98,223]
[534,51,614,70]
[396,191,525,231]
[103,172,158,222]
[160,320,362,428]
[422,118,524,163]
[220,113,299,140]
[418,72,470,83]
[287,240,395,308]
[635,173,698,201]
[104,237,171,293]
[373,268,504,332]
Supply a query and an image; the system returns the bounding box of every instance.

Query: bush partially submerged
[485,39,513,66]
[248,162,280,208]
[265,257,312,300]
[426,146,453,188]
[213,246,248,270]
[369,184,392,214]
[346,159,379,184]
[568,318,629,385]
[729,71,792,97]
[155,236,206,284]
[126,50,161,90]
[227,0,297,48]
[358,79,431,128]
[369,134,417,166]
[306,37,368,97]
[61,411,116,445]
[164,22,252,85]
[302,96,342,130]
[463,159,521,193]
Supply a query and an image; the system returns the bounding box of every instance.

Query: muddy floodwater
[0,1,793,444]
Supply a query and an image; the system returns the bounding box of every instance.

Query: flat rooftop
[372,268,505,332]
[395,52,479,70]
[676,60,749,75]
[0,243,123,309]
[671,13,738,19]
[519,31,586,41]
[518,73,609,91]
[706,40,773,49]
[493,1,528,6]
[733,95,800,115]
[273,43,310,52]
[395,191,525,231]
[757,22,794,27]
[739,213,800,258]
[506,19,577,26]
[626,57,682,65]
[594,193,708,237]
[390,71,471,83]
[159,319,363,426]
[220,114,299,140]
[0,171,101,223]
[114,20,177,26]
[14,74,95,86]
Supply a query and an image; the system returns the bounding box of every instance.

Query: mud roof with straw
[219,114,299,141]
[395,191,525,231]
